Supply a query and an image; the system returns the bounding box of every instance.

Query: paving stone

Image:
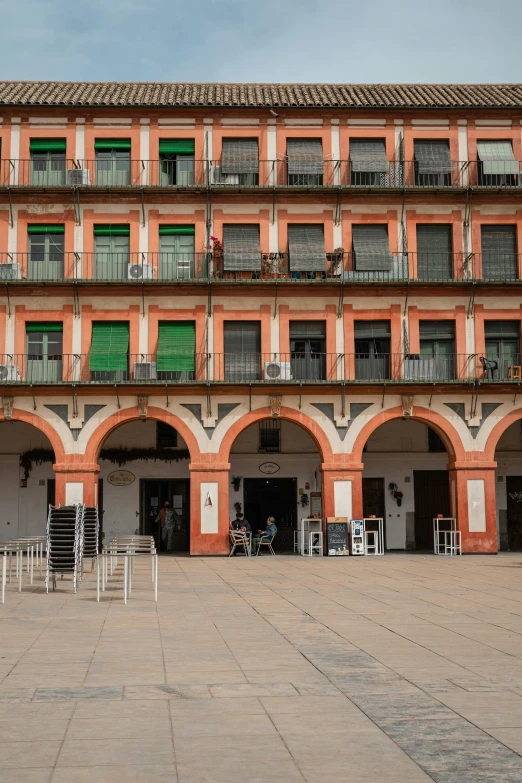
[33,686,123,701]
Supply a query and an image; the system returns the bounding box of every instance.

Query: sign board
[326,517,349,555]
[259,462,280,474]
[310,492,322,517]
[107,470,135,487]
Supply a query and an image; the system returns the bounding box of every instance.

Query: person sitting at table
[230,512,251,555]
[252,517,277,553]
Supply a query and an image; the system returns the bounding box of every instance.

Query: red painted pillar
[321,460,364,531]
[189,458,231,555]
[53,462,100,506]
[449,461,498,553]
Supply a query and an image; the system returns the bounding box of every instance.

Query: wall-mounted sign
[107,470,135,487]
[259,462,280,475]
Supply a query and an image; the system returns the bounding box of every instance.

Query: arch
[220,405,333,462]
[351,405,466,464]
[484,406,522,462]
[8,407,66,462]
[84,405,202,464]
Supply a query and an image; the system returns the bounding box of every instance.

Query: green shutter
[94,139,131,151]
[27,224,65,235]
[89,322,129,371]
[93,225,130,236]
[29,139,66,152]
[159,139,195,154]
[158,226,195,236]
[26,323,63,333]
[157,322,195,372]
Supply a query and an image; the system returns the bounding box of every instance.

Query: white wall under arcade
[363,419,449,550]
[493,421,522,548]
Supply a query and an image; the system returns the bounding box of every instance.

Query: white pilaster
[267,119,277,185]
[10,119,20,185]
[457,120,468,186]
[139,306,149,355]
[75,118,85,161]
[7,206,17,253]
[331,119,340,185]
[140,119,150,185]
[5,309,15,354]
[268,216,279,253]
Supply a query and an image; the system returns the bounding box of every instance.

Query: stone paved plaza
[1,553,522,782]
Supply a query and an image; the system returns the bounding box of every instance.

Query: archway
[352,407,464,552]
[222,407,329,551]
[490,417,522,550]
[85,407,201,552]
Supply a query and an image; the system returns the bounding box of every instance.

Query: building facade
[1,81,522,554]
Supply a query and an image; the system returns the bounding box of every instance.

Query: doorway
[244,477,297,550]
[140,479,190,552]
[413,470,450,550]
[506,476,522,550]
[363,477,386,547]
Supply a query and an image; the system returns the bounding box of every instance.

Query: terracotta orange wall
[0,305,6,355]
[83,122,141,161]
[14,305,74,376]
[474,304,522,357]
[148,209,206,252]
[0,125,11,161]
[0,210,9,255]
[149,121,205,161]
[82,209,141,278]
[18,122,76,162]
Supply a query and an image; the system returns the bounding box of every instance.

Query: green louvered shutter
[89,322,129,372]
[159,139,195,154]
[157,322,195,372]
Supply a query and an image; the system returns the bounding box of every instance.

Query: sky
[0,0,521,84]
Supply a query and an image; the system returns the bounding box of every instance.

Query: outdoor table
[0,543,23,602]
[96,548,158,604]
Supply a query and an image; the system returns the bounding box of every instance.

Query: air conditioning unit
[128,263,154,280]
[0,363,20,382]
[134,361,157,380]
[264,361,292,381]
[66,169,91,186]
[0,263,21,280]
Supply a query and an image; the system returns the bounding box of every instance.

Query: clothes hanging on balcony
[157,322,195,372]
[350,140,388,172]
[287,224,326,271]
[221,139,258,174]
[477,141,518,175]
[286,139,324,174]
[223,224,260,271]
[352,225,393,271]
[414,141,453,174]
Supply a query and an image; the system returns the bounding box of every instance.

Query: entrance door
[506,476,522,550]
[140,479,190,552]
[244,477,297,551]
[413,470,450,550]
[363,477,386,547]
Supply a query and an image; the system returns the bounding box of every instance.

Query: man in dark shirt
[230,512,251,555]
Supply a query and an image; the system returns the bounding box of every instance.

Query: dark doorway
[46,479,56,511]
[506,476,522,550]
[363,477,386,547]
[98,478,104,547]
[413,470,450,550]
[140,479,190,552]
[244,477,297,550]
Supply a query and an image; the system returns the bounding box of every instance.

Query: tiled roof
[0,82,521,109]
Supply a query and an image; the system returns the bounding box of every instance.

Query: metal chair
[255,534,276,556]
[229,530,251,556]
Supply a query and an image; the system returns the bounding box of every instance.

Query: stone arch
[484,407,522,462]
[84,405,202,463]
[219,405,333,463]
[8,407,66,462]
[351,405,466,464]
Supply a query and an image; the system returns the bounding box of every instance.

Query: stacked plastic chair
[45,504,84,593]
[82,506,99,571]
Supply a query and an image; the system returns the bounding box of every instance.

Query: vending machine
[349,519,365,555]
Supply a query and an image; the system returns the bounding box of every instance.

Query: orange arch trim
[484,406,522,461]
[7,408,65,462]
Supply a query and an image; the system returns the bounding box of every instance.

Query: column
[54,461,100,507]
[321,461,364,526]
[449,461,497,553]
[189,459,230,555]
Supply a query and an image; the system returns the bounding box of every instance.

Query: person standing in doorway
[156,500,177,553]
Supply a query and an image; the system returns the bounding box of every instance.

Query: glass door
[28,231,64,280]
[159,233,195,279]
[26,328,63,382]
[30,152,66,186]
[96,150,131,186]
[94,233,129,280]
[160,154,194,186]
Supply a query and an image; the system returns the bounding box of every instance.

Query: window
[259,420,281,453]
[419,321,455,380]
[352,225,393,273]
[287,224,326,274]
[159,226,195,280]
[481,225,517,281]
[219,139,258,186]
[95,139,131,186]
[159,139,195,186]
[93,225,130,281]
[354,321,391,381]
[156,321,196,381]
[349,139,387,186]
[484,321,520,380]
[27,225,65,281]
[26,323,63,383]
[416,224,453,281]
[156,421,178,448]
[286,139,323,186]
[290,321,326,381]
[223,321,260,381]
[89,321,129,381]
[413,141,453,186]
[477,141,519,186]
[222,225,260,272]
[29,139,66,186]
[428,428,446,452]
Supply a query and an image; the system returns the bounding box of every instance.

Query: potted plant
[208,236,223,278]
[231,475,242,492]
[388,482,404,507]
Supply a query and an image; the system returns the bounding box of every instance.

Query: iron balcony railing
[2,251,522,284]
[1,353,517,385]
[3,158,522,189]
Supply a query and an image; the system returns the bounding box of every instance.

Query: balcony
[2,159,522,189]
[0,352,517,386]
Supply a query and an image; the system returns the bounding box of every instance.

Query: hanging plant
[300,493,309,508]
[20,446,190,479]
[388,482,404,507]
[231,475,242,491]
[234,501,242,514]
